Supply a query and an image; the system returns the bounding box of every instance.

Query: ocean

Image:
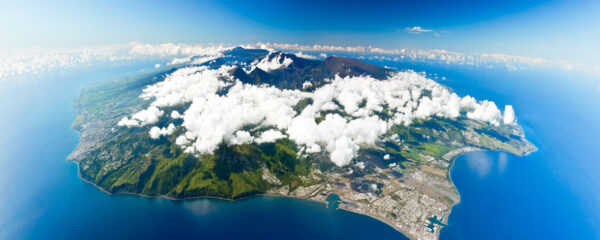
[390,63,600,239]
[0,59,598,239]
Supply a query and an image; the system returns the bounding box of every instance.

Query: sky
[0,0,598,66]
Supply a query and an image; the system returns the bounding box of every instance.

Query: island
[69,47,536,240]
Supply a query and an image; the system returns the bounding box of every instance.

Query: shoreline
[68,148,496,240]
[436,146,537,239]
[71,159,415,238]
[63,53,539,240]
[70,137,536,240]
[437,149,472,238]
[336,205,415,239]
[70,151,463,240]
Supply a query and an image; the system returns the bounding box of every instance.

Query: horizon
[1,2,600,239]
[1,0,599,68]
[1,42,599,82]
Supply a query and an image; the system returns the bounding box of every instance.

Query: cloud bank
[253,43,600,75]
[0,42,227,81]
[2,42,598,81]
[118,52,517,167]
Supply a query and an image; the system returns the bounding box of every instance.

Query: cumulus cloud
[171,110,183,119]
[149,123,176,139]
[330,136,360,166]
[466,101,502,126]
[294,51,318,59]
[255,129,286,143]
[175,135,190,145]
[120,61,517,167]
[140,66,233,108]
[302,81,313,89]
[228,131,254,145]
[503,105,516,124]
[118,106,164,127]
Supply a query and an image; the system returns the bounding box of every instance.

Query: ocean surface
[389,62,600,239]
[0,59,599,239]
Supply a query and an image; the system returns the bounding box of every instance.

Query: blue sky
[1,0,598,65]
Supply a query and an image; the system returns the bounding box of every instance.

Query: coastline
[436,149,472,239]
[71,158,415,238]
[336,205,415,239]
[69,119,536,240]
[69,147,505,240]
[334,147,480,240]
[70,153,457,240]
[436,145,537,239]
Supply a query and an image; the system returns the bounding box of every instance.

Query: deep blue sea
[0,59,599,239]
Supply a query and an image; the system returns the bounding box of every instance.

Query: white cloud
[330,136,360,167]
[149,123,176,139]
[119,59,518,167]
[254,43,599,75]
[294,51,318,59]
[175,135,190,145]
[0,42,227,81]
[118,106,164,127]
[305,144,322,153]
[250,52,293,72]
[255,129,286,143]
[302,81,313,89]
[140,66,233,108]
[171,110,183,119]
[228,131,254,145]
[2,42,598,82]
[355,161,365,170]
[503,105,516,125]
[465,100,502,126]
[405,26,433,34]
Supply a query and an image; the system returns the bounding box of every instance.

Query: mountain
[224,47,392,89]
[69,47,535,240]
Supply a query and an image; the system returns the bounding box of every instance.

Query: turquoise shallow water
[0,59,599,239]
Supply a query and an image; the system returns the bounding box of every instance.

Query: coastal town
[263,143,534,240]
[266,153,460,239]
